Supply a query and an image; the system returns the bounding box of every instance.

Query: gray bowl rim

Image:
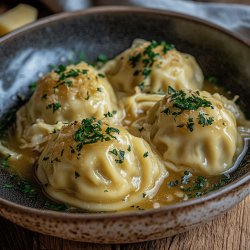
[0,6,249,220]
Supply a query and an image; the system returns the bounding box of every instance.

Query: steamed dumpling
[16,62,121,149]
[137,87,242,175]
[36,118,168,211]
[103,39,204,95]
[122,92,164,124]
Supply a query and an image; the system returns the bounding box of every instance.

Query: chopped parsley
[205,76,219,85]
[54,65,67,74]
[127,145,131,152]
[74,118,120,152]
[98,73,105,78]
[0,155,11,169]
[109,148,118,156]
[104,111,113,118]
[198,112,214,127]
[168,171,231,199]
[128,40,175,92]
[97,54,108,64]
[97,87,102,92]
[40,94,47,100]
[143,152,149,158]
[29,82,37,92]
[85,91,90,100]
[138,82,145,91]
[129,53,142,68]
[161,87,215,132]
[46,102,61,112]
[109,148,125,163]
[168,180,179,187]
[115,150,125,164]
[75,171,80,178]
[44,201,68,211]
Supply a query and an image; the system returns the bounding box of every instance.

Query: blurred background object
[0,4,37,36]
[0,0,249,40]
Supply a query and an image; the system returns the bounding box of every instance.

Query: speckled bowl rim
[0,6,249,220]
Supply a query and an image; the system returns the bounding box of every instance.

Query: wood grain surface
[0,0,249,249]
[1,195,249,250]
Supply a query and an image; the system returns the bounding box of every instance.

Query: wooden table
[0,1,249,249]
[1,196,249,249]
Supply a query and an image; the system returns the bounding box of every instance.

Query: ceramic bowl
[0,6,249,244]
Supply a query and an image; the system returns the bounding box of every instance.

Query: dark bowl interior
[0,7,249,212]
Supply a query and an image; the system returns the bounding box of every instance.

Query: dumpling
[36,118,168,211]
[16,62,121,149]
[103,39,204,95]
[137,87,242,175]
[122,92,164,124]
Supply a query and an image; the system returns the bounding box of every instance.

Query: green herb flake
[129,53,142,68]
[168,180,179,187]
[75,171,80,178]
[98,73,105,78]
[127,145,131,152]
[115,150,125,164]
[198,112,214,127]
[142,68,151,79]
[109,148,118,156]
[44,201,68,211]
[3,183,13,189]
[138,82,145,91]
[41,94,47,100]
[205,76,219,85]
[97,87,102,92]
[55,65,67,74]
[104,112,113,118]
[46,102,61,113]
[82,69,88,74]
[29,82,37,91]
[85,91,90,100]
[0,155,11,169]
[143,152,149,158]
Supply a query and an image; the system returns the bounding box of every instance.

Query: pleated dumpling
[103,39,204,95]
[138,87,242,175]
[16,62,121,149]
[36,118,168,211]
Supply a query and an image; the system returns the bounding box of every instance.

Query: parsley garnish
[198,112,214,127]
[104,112,113,118]
[29,82,37,92]
[75,171,80,178]
[129,53,142,68]
[0,155,11,169]
[46,102,61,112]
[54,65,66,74]
[168,180,179,187]
[98,73,105,78]
[115,150,125,164]
[109,149,125,164]
[41,94,47,100]
[143,152,149,158]
[162,87,214,132]
[74,118,119,152]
